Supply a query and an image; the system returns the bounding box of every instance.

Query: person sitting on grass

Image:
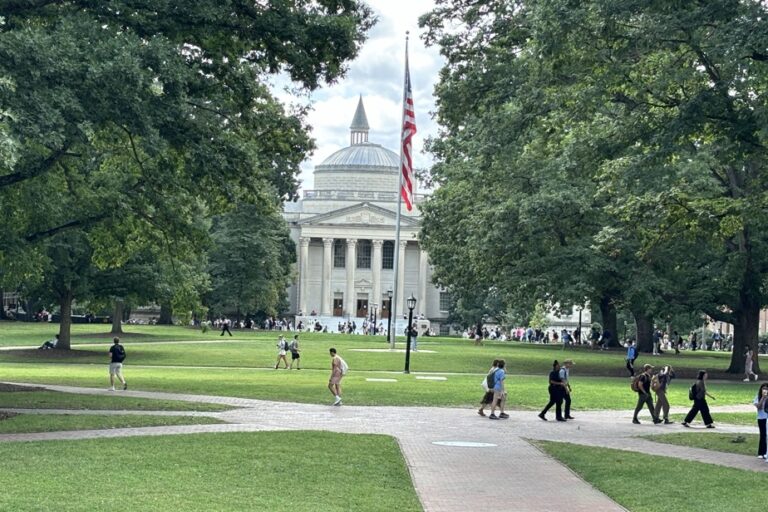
[38,334,58,350]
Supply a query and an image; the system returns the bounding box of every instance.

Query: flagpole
[390,32,410,349]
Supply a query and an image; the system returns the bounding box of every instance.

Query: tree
[206,204,293,320]
[420,1,768,373]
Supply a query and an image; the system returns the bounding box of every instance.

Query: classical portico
[283,97,445,332]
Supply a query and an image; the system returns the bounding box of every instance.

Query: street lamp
[577,305,583,346]
[404,294,417,374]
[386,289,393,344]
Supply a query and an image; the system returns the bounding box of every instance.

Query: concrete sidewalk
[2,383,766,511]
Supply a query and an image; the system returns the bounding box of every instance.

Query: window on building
[333,239,345,268]
[382,241,394,269]
[357,240,372,269]
[439,324,451,335]
[439,292,451,312]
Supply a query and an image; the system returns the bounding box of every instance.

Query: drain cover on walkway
[415,376,447,381]
[432,441,497,448]
[366,378,398,382]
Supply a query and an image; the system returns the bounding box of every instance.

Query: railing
[302,189,428,202]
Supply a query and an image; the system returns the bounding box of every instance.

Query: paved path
[2,383,766,511]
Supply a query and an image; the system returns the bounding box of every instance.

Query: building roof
[350,95,370,131]
[317,142,399,169]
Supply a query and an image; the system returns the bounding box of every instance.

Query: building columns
[345,239,357,316]
[372,240,383,313]
[396,240,407,317]
[321,238,334,316]
[298,237,310,315]
[418,247,428,316]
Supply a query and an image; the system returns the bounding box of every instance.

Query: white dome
[318,143,399,170]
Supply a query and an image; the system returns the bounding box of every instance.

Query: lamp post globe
[404,294,417,374]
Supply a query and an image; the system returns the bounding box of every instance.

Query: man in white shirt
[559,359,575,420]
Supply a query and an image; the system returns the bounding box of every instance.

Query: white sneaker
[743,378,750,382]
[333,397,342,406]
[108,387,115,391]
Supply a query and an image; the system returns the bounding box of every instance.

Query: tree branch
[703,307,735,324]
[24,212,109,243]
[0,145,71,189]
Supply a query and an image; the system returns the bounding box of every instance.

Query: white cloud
[284,0,442,191]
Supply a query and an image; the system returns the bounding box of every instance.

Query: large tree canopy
[0,1,373,344]
[420,0,768,372]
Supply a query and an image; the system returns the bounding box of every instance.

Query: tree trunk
[111,299,124,334]
[634,310,654,353]
[728,304,761,374]
[56,292,73,350]
[158,302,173,325]
[599,294,619,347]
[0,288,6,320]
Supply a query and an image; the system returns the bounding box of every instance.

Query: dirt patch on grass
[0,411,19,421]
[0,383,45,392]
[9,349,101,360]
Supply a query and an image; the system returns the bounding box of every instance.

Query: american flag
[400,44,417,211]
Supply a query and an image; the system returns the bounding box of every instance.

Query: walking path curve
[2,382,766,512]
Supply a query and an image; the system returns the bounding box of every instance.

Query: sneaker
[478,409,486,417]
[743,378,750,382]
[632,419,641,424]
[108,387,115,391]
[664,419,674,424]
[538,413,548,421]
[489,414,499,420]
[499,413,509,419]
[123,383,128,391]
[566,416,576,420]
[333,397,342,406]
[653,418,662,424]
[682,422,690,427]
[556,418,567,422]
[757,455,766,459]
[706,424,715,429]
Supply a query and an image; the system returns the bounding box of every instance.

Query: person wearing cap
[559,359,575,420]
[633,364,662,424]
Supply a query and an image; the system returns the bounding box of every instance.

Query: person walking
[220,318,233,336]
[328,348,346,406]
[633,364,661,425]
[275,335,290,369]
[539,360,567,422]
[288,334,301,370]
[488,359,509,420]
[653,365,675,424]
[626,341,638,377]
[683,370,716,428]
[755,383,768,460]
[652,329,661,356]
[478,359,500,417]
[108,337,128,391]
[559,359,575,420]
[744,348,758,382]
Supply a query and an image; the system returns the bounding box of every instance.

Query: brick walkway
[2,382,766,511]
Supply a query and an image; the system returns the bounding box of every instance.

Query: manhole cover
[432,441,497,448]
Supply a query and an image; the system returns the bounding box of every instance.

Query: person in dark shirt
[682,370,716,428]
[633,364,660,424]
[108,337,128,391]
[538,360,567,422]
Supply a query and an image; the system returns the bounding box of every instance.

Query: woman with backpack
[653,365,675,424]
[478,359,500,417]
[538,360,567,422]
[682,370,716,428]
[754,383,768,460]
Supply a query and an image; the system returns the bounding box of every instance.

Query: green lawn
[0,413,223,434]
[0,431,422,512]
[642,432,762,457]
[0,362,754,409]
[0,321,758,381]
[537,441,765,512]
[0,390,230,411]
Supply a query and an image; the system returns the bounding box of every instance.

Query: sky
[276,0,443,191]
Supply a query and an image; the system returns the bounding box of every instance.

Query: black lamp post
[404,294,417,374]
[386,289,393,344]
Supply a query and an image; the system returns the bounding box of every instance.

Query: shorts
[109,362,123,376]
[329,371,343,385]
[278,350,286,356]
[481,390,494,404]
[291,351,300,360]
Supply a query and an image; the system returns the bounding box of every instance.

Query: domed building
[284,97,446,333]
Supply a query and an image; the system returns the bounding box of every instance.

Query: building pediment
[298,202,419,228]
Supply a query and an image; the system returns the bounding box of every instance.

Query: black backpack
[113,345,126,362]
[486,369,498,390]
[688,383,696,401]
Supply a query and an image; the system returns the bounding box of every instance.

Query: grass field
[537,442,766,512]
[0,431,421,512]
[642,432,763,457]
[668,411,759,426]
[0,413,222,434]
[0,389,230,411]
